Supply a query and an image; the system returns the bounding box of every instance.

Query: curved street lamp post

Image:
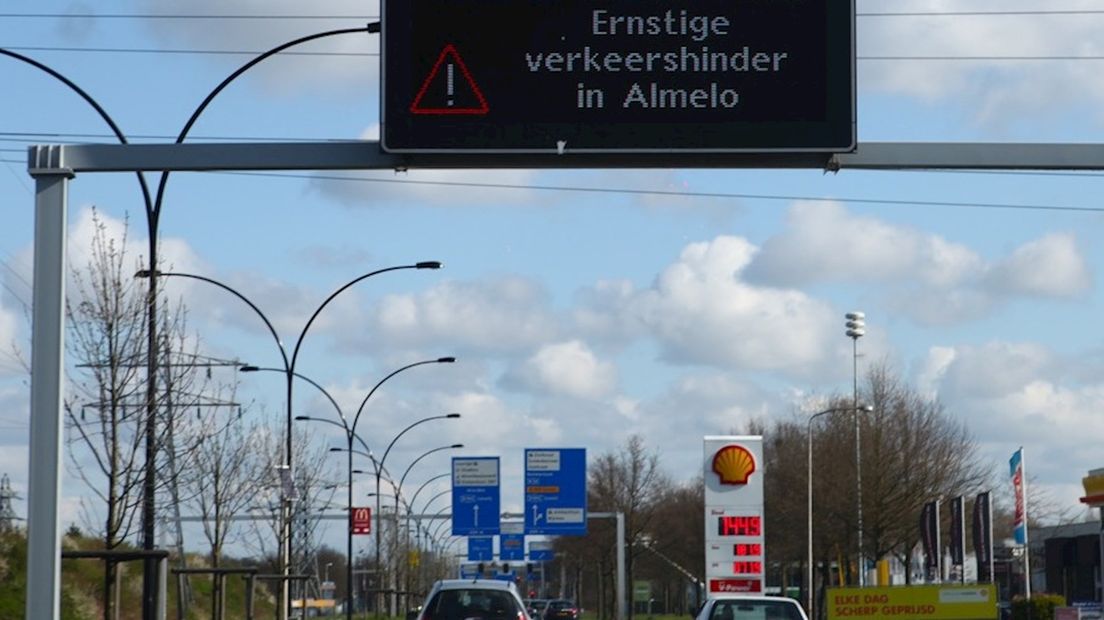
[394,445,463,611]
[296,361,456,620]
[373,417,462,618]
[807,404,874,620]
[139,263,441,617]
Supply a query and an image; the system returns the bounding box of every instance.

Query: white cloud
[922,340,1104,509]
[132,0,381,96]
[632,236,838,372]
[364,276,560,355]
[745,201,982,287]
[504,340,618,399]
[745,202,1091,325]
[859,0,1104,126]
[985,233,1091,298]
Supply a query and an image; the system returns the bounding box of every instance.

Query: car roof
[434,579,519,592]
[708,594,791,600]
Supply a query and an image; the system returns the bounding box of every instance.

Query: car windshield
[708,600,803,620]
[425,588,523,620]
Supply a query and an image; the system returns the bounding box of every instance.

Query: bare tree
[556,435,669,620]
[63,210,156,620]
[176,384,265,617]
[244,425,340,605]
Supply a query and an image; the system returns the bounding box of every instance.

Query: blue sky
[3,0,1104,557]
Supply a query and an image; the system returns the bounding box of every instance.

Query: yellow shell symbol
[713,445,756,485]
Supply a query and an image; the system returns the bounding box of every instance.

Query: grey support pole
[616,512,626,620]
[25,145,73,620]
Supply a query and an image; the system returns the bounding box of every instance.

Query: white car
[694,595,809,620]
[417,579,531,620]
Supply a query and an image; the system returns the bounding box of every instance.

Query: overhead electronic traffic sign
[381,0,854,153]
[525,448,587,535]
[452,456,501,536]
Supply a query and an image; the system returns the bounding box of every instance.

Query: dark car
[525,599,549,618]
[543,599,580,620]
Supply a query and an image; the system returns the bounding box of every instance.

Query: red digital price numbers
[733,543,762,556]
[717,516,761,536]
[732,561,762,574]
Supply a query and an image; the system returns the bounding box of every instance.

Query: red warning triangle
[410,44,489,115]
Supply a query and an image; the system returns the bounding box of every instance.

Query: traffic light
[502,563,511,573]
[526,563,534,576]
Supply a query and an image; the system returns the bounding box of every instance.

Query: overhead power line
[225,170,1104,214]
[4,10,1104,18]
[5,45,1103,62]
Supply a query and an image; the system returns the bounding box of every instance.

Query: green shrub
[1010,594,1067,620]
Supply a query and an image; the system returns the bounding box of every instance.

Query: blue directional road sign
[529,540,554,561]
[500,521,525,561]
[524,448,587,535]
[452,457,501,536]
[467,536,493,561]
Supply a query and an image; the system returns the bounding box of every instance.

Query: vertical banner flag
[1010,448,1027,545]
[949,496,965,568]
[973,491,993,583]
[920,500,940,581]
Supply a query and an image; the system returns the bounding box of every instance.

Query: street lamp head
[416,261,443,270]
[240,365,259,372]
[437,356,456,363]
[294,415,312,421]
[450,444,464,449]
[845,311,866,339]
[861,405,874,413]
[329,447,343,453]
[446,413,461,419]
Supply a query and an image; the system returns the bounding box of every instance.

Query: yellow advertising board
[826,585,997,620]
[291,598,337,609]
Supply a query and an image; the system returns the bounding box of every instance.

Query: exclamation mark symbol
[447,62,454,107]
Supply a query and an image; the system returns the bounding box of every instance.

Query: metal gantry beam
[32,140,1104,173]
[27,139,1104,619]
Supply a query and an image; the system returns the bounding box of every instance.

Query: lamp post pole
[373,415,461,618]
[807,404,873,620]
[394,445,463,613]
[845,311,866,586]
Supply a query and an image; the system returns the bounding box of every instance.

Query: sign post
[704,436,764,596]
[452,457,502,536]
[524,448,587,535]
[382,0,855,153]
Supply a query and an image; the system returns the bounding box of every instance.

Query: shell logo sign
[712,445,756,485]
[703,436,764,599]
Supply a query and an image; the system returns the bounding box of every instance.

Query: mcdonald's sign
[351,507,372,535]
